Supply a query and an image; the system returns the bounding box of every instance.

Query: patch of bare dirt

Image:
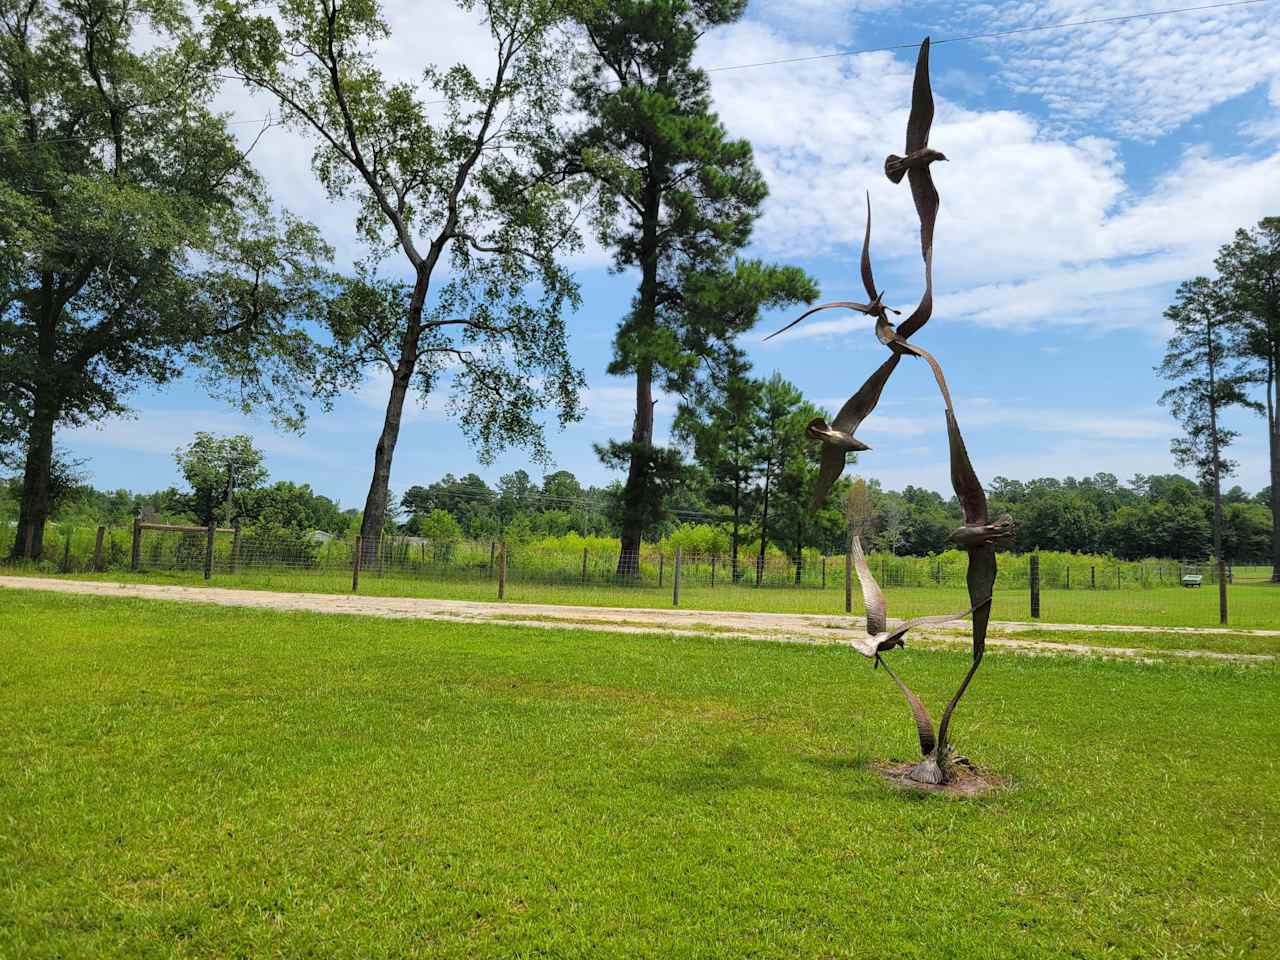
[875,761,1007,798]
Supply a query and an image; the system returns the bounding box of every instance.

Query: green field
[9,565,1279,629]
[2,589,1277,958]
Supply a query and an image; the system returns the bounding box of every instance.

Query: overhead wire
[3,0,1271,152]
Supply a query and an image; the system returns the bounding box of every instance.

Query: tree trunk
[616,361,653,576]
[358,271,429,563]
[1268,358,1279,583]
[756,458,771,586]
[616,180,661,578]
[12,399,55,560]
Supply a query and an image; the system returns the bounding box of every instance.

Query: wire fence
[4,521,1274,628]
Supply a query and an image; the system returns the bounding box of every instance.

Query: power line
[4,0,1269,152]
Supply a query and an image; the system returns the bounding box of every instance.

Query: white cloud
[697,20,1280,338]
[977,0,1280,140]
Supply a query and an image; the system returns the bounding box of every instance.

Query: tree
[674,345,760,579]
[2,0,327,558]
[209,0,587,562]
[1157,276,1258,619]
[566,0,816,574]
[752,373,806,584]
[174,433,267,525]
[1215,217,1280,582]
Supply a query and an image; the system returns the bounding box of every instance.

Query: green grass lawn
[2,589,1277,958]
[10,565,1279,629]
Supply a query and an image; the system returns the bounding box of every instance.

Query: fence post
[94,526,105,572]
[659,553,664,588]
[581,547,588,585]
[1116,565,1121,589]
[1065,566,1070,590]
[498,542,507,599]
[231,524,241,574]
[204,522,215,581]
[131,516,142,571]
[821,555,826,588]
[1090,565,1096,589]
[673,545,682,607]
[489,541,496,579]
[61,530,72,573]
[1030,554,1040,619]
[845,537,853,614]
[711,555,717,587]
[351,537,362,592]
[1218,558,1228,625]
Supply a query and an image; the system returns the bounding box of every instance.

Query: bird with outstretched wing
[805,353,901,512]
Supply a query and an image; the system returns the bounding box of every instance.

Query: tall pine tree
[566,0,816,574]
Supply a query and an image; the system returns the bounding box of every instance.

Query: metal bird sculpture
[806,353,901,513]
[764,193,954,411]
[903,408,1014,784]
[848,534,988,761]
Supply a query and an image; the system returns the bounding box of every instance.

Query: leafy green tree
[1215,217,1280,581]
[674,345,760,578]
[1222,501,1272,562]
[1016,491,1103,554]
[174,433,267,526]
[2,0,327,558]
[208,0,586,562]
[243,481,347,535]
[1157,277,1258,602]
[418,508,463,544]
[751,373,807,583]
[566,0,816,574]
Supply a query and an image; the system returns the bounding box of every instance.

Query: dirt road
[2,575,1274,663]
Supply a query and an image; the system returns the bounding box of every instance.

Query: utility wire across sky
[5,0,1272,151]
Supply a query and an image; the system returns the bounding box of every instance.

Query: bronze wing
[850,534,886,638]
[876,653,937,757]
[762,300,874,342]
[809,445,849,514]
[860,191,878,303]
[831,353,901,434]
[906,37,934,154]
[947,408,988,526]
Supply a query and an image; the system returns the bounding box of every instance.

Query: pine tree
[566,0,816,575]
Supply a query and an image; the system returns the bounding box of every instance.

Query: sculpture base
[875,760,1003,798]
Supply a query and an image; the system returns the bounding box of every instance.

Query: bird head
[926,149,948,163]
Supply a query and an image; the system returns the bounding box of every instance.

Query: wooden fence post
[204,522,215,581]
[94,526,105,573]
[1030,554,1040,619]
[581,547,588,585]
[61,530,72,573]
[498,542,507,599]
[231,524,241,574]
[1218,558,1228,625]
[1065,566,1070,590]
[1090,565,1096,589]
[351,536,361,592]
[821,555,826,588]
[131,517,142,571]
[711,555,717,587]
[489,541,496,579]
[845,538,853,614]
[658,553,664,588]
[673,546,682,607]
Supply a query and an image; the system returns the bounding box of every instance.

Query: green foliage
[417,509,463,545]
[566,0,816,553]
[2,0,330,556]
[206,0,587,544]
[659,522,729,556]
[173,432,267,525]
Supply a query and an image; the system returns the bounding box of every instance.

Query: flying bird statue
[805,353,900,512]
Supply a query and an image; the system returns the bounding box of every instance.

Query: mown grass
[1005,628,1280,657]
[1,589,1277,958]
[7,565,1279,629]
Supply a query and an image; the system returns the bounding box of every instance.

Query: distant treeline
[7,462,1269,563]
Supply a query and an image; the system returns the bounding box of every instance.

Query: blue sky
[63,0,1280,510]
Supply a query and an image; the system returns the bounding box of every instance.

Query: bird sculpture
[805,353,900,512]
[903,408,1014,784]
[848,532,990,776]
[764,192,954,412]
